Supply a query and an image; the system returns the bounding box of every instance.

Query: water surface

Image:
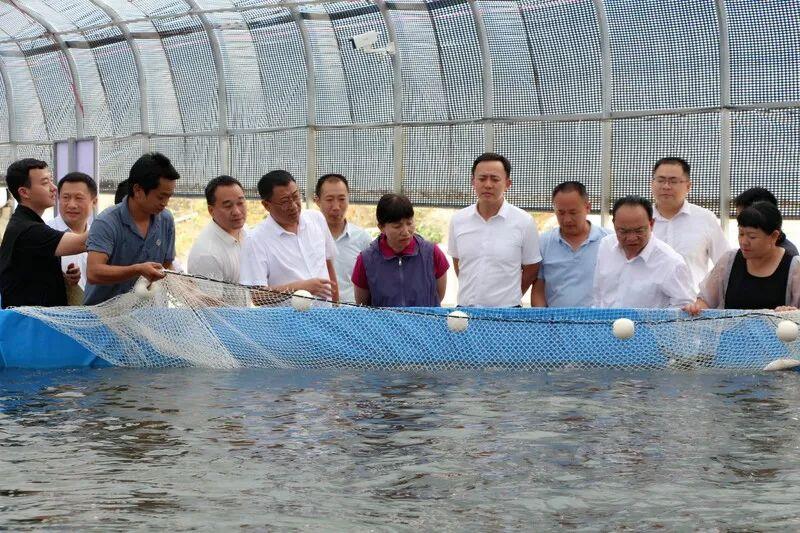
[2,369,800,530]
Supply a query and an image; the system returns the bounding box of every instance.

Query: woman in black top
[684,201,800,314]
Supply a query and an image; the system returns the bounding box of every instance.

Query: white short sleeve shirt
[47,216,90,290]
[448,200,541,307]
[592,234,697,308]
[333,222,372,303]
[187,221,247,283]
[653,201,730,292]
[239,210,336,288]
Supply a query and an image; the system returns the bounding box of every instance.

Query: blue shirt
[537,223,610,307]
[83,197,176,305]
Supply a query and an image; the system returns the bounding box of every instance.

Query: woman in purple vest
[351,193,449,307]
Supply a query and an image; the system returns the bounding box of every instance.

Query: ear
[648,218,655,230]
[207,204,214,217]
[261,199,270,212]
[506,178,512,190]
[313,195,320,207]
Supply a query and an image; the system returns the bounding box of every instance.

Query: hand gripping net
[14,272,800,371]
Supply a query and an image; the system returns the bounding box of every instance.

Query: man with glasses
[592,195,695,308]
[651,157,729,292]
[239,170,338,303]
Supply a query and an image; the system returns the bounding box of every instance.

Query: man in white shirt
[239,170,338,303]
[593,195,695,308]
[47,172,97,293]
[651,157,729,291]
[448,152,541,307]
[188,175,248,283]
[314,173,371,303]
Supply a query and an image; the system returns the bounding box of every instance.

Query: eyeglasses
[615,227,648,237]
[652,178,688,186]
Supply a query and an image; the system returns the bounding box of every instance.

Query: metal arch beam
[6,1,85,138]
[715,0,732,231]
[184,0,230,176]
[85,0,150,152]
[289,5,317,204]
[0,56,17,152]
[593,0,613,226]
[375,0,404,193]
[467,0,494,151]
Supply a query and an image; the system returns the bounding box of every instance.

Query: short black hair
[612,195,653,220]
[652,157,690,177]
[258,170,295,201]
[376,193,414,226]
[205,175,243,205]
[58,172,97,197]
[471,152,511,178]
[737,201,782,236]
[6,158,48,202]
[128,152,180,196]
[114,179,128,204]
[315,173,349,198]
[734,187,778,209]
[552,181,588,200]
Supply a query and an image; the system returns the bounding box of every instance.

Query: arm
[452,258,459,277]
[55,231,88,257]
[326,259,339,303]
[86,251,165,285]
[531,279,547,307]
[436,274,447,304]
[521,263,540,296]
[354,286,370,306]
[666,262,697,308]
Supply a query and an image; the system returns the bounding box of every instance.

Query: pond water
[2,369,800,530]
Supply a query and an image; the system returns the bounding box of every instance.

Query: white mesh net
[13,272,800,372]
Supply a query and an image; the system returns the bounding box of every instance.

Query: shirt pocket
[492,227,523,264]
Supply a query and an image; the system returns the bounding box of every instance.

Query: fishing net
[13,272,800,371]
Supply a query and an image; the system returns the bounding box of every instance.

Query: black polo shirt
[0,205,66,308]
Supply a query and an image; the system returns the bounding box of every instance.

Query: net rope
[12,271,800,371]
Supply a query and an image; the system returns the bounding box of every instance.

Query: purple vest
[362,235,440,307]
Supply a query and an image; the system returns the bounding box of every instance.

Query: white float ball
[447,310,469,333]
[776,320,799,343]
[291,290,314,312]
[133,277,151,298]
[612,318,635,340]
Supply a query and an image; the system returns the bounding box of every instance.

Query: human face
[209,184,247,233]
[738,225,779,259]
[613,204,654,259]
[553,190,591,238]
[132,177,176,215]
[651,163,690,212]
[472,160,511,207]
[315,179,349,226]
[58,181,96,231]
[380,217,415,253]
[264,181,302,228]
[19,167,56,212]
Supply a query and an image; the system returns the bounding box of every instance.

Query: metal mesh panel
[430,0,482,121]
[229,131,307,196]
[611,113,721,212]
[606,0,719,111]
[316,128,393,204]
[1,50,49,142]
[244,7,307,129]
[520,0,602,115]
[0,144,13,176]
[326,2,393,124]
[84,26,142,136]
[305,9,352,126]
[18,40,77,139]
[150,136,221,195]
[495,121,603,210]
[0,74,8,143]
[15,144,53,164]
[403,124,483,206]
[390,3,448,122]
[727,1,800,105]
[136,34,185,135]
[98,137,146,192]
[730,110,800,218]
[71,40,115,138]
[479,0,541,118]
[154,15,220,133]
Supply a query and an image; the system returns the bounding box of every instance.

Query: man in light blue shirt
[314,173,371,303]
[532,181,610,307]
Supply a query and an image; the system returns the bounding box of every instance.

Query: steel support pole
[594,0,613,226]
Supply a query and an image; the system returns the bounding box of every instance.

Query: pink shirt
[351,235,450,289]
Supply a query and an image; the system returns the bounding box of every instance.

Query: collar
[470,199,509,220]
[613,234,657,263]
[266,212,305,236]
[334,221,352,242]
[211,220,245,245]
[15,204,44,223]
[654,200,692,221]
[52,215,91,233]
[379,234,418,259]
[120,197,158,236]
[557,221,605,246]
